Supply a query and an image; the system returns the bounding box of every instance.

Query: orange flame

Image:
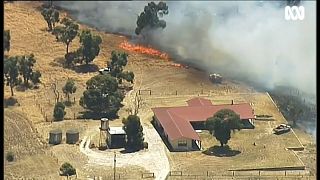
[119,40,187,68]
[119,40,169,60]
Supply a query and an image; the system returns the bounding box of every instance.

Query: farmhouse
[152,97,255,151]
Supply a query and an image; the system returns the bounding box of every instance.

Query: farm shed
[107,127,126,148]
[152,97,255,151]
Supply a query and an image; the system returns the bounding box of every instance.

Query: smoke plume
[56,1,316,99]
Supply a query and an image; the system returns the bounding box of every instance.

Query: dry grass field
[4,1,315,179]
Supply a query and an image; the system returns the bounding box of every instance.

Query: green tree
[109,51,134,84]
[4,30,10,52]
[4,57,21,96]
[120,71,135,84]
[60,162,76,176]
[30,70,41,86]
[62,79,77,102]
[53,18,79,54]
[122,115,144,150]
[78,30,102,64]
[135,1,169,36]
[41,8,59,31]
[6,151,14,162]
[205,109,242,147]
[79,74,124,117]
[64,52,78,67]
[53,102,66,121]
[17,54,36,86]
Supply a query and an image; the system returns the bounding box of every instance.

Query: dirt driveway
[80,125,170,180]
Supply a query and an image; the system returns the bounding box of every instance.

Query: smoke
[56,1,316,98]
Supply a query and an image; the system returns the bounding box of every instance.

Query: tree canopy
[53,18,79,54]
[135,1,169,36]
[77,30,102,64]
[30,70,41,86]
[41,7,60,31]
[4,57,22,96]
[17,54,36,86]
[53,102,66,121]
[4,30,10,52]
[62,79,77,102]
[108,51,134,84]
[60,162,76,176]
[79,74,124,118]
[205,109,242,147]
[122,115,144,151]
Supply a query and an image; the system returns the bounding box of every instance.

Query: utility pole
[114,152,116,180]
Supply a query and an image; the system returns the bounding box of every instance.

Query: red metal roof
[186,97,213,106]
[152,97,255,141]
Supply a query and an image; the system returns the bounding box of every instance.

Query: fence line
[137,88,264,97]
[167,170,314,179]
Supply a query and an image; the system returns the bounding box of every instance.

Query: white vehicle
[209,73,222,83]
[273,124,291,134]
[99,67,111,75]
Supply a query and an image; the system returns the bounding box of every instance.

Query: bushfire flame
[119,40,187,68]
[119,40,169,60]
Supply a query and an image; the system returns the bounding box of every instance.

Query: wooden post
[74,113,76,120]
[114,152,116,180]
[207,171,209,176]
[176,90,178,95]
[74,97,76,103]
[138,90,141,95]
[150,90,151,95]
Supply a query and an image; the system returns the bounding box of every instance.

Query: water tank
[100,118,109,131]
[66,129,79,144]
[49,129,62,145]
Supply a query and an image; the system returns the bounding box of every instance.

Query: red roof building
[152,97,255,151]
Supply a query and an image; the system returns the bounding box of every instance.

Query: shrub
[143,142,148,149]
[60,162,76,176]
[6,151,14,162]
[4,97,18,107]
[53,102,66,121]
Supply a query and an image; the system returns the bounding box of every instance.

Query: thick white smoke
[56,1,316,97]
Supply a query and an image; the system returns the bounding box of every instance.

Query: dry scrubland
[4,1,315,179]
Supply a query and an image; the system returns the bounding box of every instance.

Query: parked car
[273,124,291,134]
[99,67,111,75]
[209,73,222,84]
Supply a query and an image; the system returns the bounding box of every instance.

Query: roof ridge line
[168,110,200,140]
[167,110,186,140]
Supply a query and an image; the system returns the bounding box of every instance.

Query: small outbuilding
[107,127,126,148]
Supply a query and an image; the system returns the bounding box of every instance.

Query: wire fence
[166,170,315,180]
